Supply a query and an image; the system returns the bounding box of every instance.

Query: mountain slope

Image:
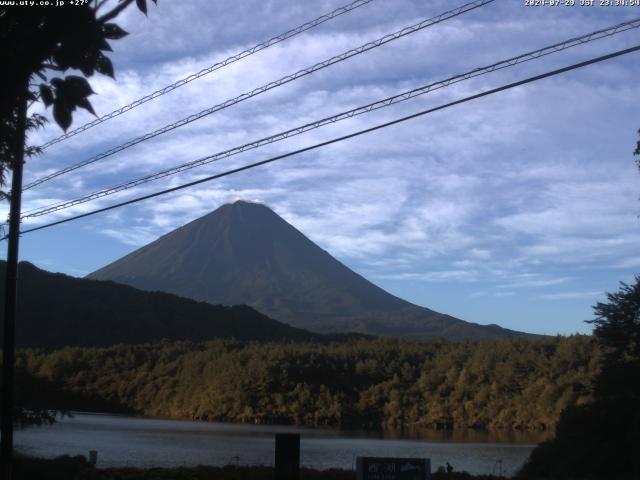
[88,201,530,340]
[0,261,326,348]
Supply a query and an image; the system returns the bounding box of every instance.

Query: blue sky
[6,0,640,335]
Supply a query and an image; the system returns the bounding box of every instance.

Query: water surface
[15,412,545,477]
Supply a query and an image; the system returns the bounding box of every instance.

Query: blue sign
[356,457,431,480]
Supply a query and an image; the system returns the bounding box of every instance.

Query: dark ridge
[0,261,341,349]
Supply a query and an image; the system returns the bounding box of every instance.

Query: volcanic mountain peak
[88,201,531,340]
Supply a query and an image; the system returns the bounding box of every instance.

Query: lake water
[15,413,546,477]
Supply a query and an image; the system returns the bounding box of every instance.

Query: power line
[15,44,640,238]
[23,0,495,191]
[20,17,640,220]
[36,0,376,151]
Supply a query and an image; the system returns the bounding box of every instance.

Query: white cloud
[375,269,478,282]
[540,291,605,301]
[14,0,640,335]
[500,276,572,289]
[615,257,640,269]
[471,290,515,298]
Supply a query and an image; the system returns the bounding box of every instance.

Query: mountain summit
[88,200,528,340]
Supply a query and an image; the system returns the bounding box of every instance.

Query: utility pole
[1,82,28,480]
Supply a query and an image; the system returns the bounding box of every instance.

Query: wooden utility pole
[1,82,28,480]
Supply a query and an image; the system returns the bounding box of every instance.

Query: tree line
[17,335,599,432]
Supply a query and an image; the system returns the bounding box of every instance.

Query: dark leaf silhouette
[97,36,113,52]
[50,76,96,122]
[0,0,156,151]
[95,53,115,78]
[39,85,54,107]
[102,23,129,40]
[76,51,98,76]
[63,76,95,98]
[52,103,72,132]
[136,0,148,15]
[76,98,96,116]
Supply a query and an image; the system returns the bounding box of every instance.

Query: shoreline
[59,410,551,445]
[15,455,511,480]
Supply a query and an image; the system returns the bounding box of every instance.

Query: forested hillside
[0,261,331,347]
[18,336,599,432]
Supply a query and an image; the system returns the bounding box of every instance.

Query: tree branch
[95,0,110,12]
[40,63,64,72]
[97,0,135,23]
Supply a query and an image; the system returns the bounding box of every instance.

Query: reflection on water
[15,412,546,477]
[340,425,549,445]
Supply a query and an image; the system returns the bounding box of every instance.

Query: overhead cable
[15,44,640,238]
[21,17,640,220]
[23,0,496,191]
[36,0,377,151]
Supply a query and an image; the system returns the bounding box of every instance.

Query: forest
[16,335,599,432]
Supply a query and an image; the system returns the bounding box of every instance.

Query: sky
[5,0,640,335]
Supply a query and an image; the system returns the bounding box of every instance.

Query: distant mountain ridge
[0,261,330,348]
[88,200,531,340]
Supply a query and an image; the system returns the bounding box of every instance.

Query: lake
[15,412,546,477]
